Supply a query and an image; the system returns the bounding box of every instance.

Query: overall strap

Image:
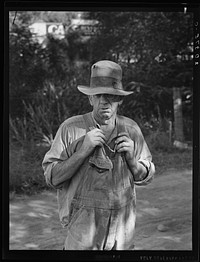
[116,115,127,135]
[82,113,96,132]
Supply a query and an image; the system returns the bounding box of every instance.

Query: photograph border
[3,1,200,261]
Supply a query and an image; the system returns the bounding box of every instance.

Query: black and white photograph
[4,2,199,261]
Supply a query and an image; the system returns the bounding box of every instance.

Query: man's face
[89,94,123,123]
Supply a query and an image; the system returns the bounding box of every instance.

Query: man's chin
[100,112,111,120]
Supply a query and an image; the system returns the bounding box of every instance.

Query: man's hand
[115,132,135,161]
[80,128,106,157]
[115,132,148,180]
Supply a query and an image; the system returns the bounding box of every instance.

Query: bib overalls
[64,114,136,250]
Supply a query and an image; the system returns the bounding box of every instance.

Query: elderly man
[42,60,155,250]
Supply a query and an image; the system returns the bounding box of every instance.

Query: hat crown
[77,60,133,96]
[91,60,122,80]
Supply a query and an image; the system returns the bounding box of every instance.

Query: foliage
[9,116,31,146]
[152,149,192,175]
[9,24,48,118]
[10,82,69,145]
[9,142,49,195]
[145,130,173,153]
[9,11,91,120]
[120,81,173,122]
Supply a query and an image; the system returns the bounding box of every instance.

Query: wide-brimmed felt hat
[77,60,133,96]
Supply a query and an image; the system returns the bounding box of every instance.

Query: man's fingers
[93,128,105,136]
[115,135,129,145]
[116,142,129,151]
[90,128,104,134]
[117,132,130,138]
[117,146,130,153]
[89,129,106,141]
[97,132,106,141]
[95,137,105,145]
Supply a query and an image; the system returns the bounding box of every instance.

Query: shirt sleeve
[42,123,71,189]
[129,125,155,186]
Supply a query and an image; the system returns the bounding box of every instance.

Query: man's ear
[88,95,93,106]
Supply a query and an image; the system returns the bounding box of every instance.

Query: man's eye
[110,95,120,101]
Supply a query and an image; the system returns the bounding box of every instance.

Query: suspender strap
[82,113,96,132]
[116,115,127,135]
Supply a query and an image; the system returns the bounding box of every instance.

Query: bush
[145,130,173,153]
[152,148,192,175]
[145,130,192,175]
[9,142,50,195]
[9,81,68,147]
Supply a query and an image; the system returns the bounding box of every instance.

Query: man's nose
[99,95,109,103]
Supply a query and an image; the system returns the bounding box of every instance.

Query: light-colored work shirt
[42,112,155,250]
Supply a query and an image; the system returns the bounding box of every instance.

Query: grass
[152,148,192,175]
[145,130,193,175]
[9,142,50,197]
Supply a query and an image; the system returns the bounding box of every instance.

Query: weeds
[153,148,192,175]
[9,81,69,147]
[9,142,49,195]
[9,82,66,195]
[145,130,174,153]
[9,116,31,146]
[145,130,192,175]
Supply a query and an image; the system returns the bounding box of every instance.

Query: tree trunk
[173,87,184,142]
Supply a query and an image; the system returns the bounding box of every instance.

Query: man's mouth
[101,107,110,110]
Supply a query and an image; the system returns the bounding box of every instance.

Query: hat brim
[77,85,133,96]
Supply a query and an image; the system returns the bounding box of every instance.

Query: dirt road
[9,168,192,250]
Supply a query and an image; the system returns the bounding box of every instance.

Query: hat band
[90,77,123,90]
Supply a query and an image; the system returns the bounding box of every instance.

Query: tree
[87,11,193,136]
[9,23,48,118]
